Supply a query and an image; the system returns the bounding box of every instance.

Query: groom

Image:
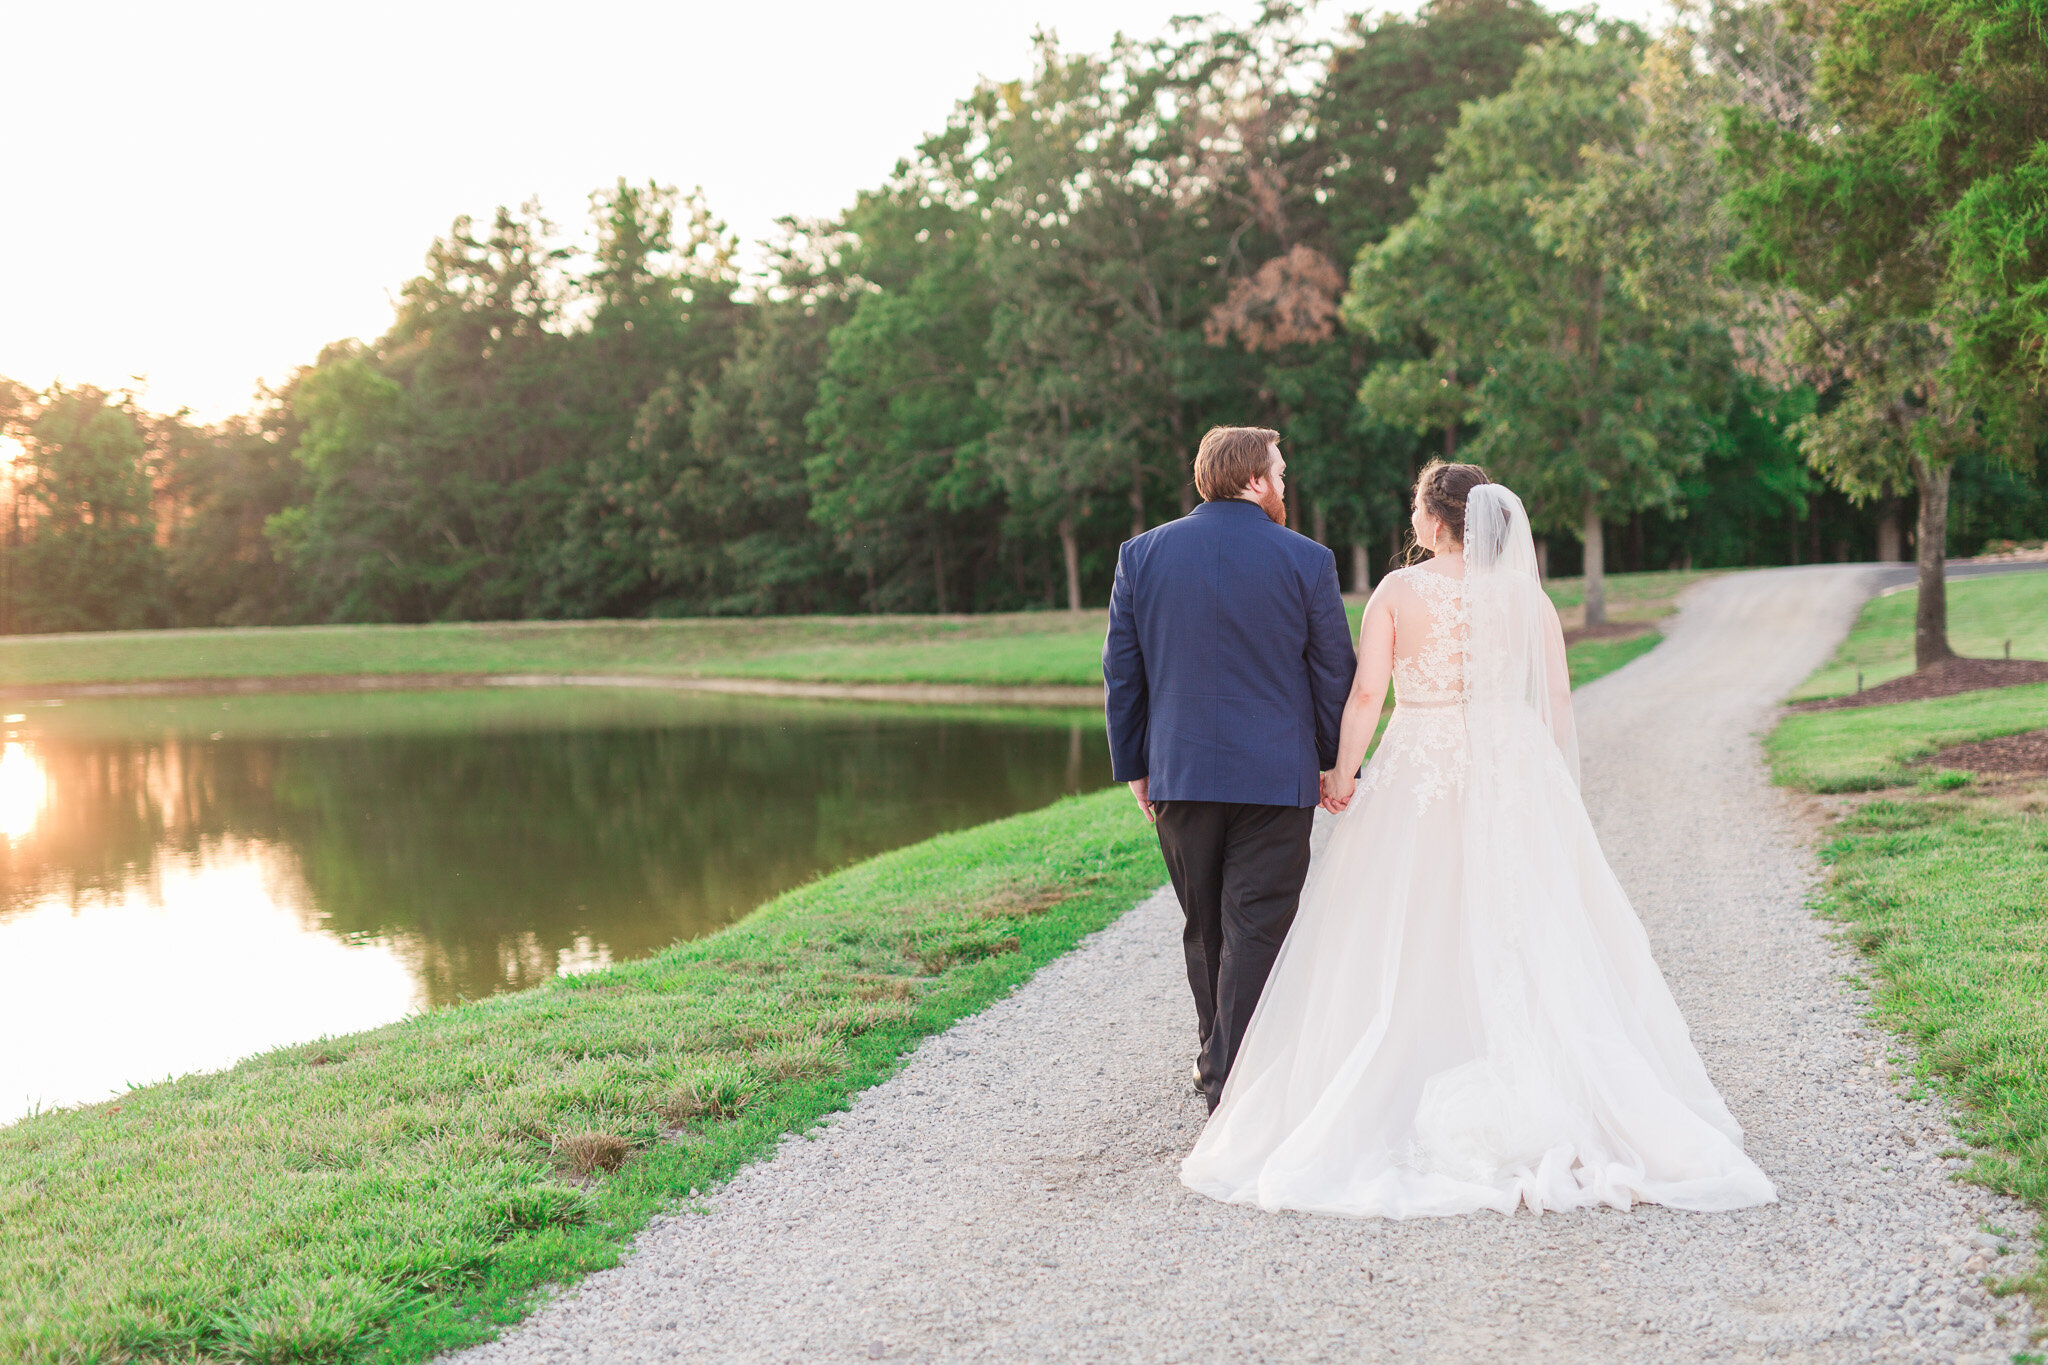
[1103,426,1356,1113]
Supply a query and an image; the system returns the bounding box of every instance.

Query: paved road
[452,565,2038,1364]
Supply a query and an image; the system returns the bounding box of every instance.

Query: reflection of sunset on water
[0,839,420,1123]
[0,689,1110,1126]
[0,740,48,841]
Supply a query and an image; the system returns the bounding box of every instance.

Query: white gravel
[448,564,2041,1364]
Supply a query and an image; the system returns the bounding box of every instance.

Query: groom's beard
[1255,487,1286,525]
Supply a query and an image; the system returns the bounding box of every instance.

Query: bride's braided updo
[1409,458,1491,558]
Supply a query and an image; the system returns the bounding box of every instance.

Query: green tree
[5,386,166,632]
[556,223,855,618]
[159,396,309,626]
[1349,32,1727,622]
[974,37,1215,609]
[1175,0,1555,586]
[1313,0,1561,262]
[271,346,416,619]
[544,183,745,616]
[803,158,1004,612]
[1723,0,2048,664]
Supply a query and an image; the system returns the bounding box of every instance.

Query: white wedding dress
[1180,486,1776,1219]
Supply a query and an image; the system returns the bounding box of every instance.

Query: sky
[4,0,1670,423]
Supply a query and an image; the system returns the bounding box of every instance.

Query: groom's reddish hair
[1193,426,1281,502]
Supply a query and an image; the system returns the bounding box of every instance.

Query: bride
[1180,461,1777,1218]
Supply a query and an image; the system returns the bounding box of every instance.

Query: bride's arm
[1322,585,1396,811]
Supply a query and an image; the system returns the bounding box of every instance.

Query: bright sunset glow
[0,841,421,1123]
[0,743,48,842]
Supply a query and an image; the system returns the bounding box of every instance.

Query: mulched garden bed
[1918,728,2048,776]
[1790,656,2048,712]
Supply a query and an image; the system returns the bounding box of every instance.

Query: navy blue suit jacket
[1102,498,1357,807]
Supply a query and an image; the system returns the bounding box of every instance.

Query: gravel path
[452,565,2039,1364]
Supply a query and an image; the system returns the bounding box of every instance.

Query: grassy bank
[0,568,1702,695]
[0,789,1165,1364]
[1793,570,2048,701]
[1770,608,2048,1308]
[0,612,1112,691]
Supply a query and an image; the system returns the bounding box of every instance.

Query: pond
[0,686,1113,1124]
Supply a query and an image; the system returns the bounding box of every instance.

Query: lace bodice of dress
[1363,565,1469,811]
[1388,566,1467,705]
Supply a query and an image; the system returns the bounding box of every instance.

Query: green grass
[0,788,1165,1364]
[711,631,1109,687]
[1771,669,2048,1310]
[1567,631,1664,689]
[1767,682,2048,792]
[0,613,1112,691]
[1794,571,2048,700]
[1808,787,2048,1309]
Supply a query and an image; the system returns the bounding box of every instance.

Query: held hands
[1319,768,1357,814]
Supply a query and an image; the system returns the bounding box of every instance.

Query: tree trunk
[1285,482,1299,532]
[1311,501,1328,546]
[1573,267,1606,625]
[1170,400,1194,516]
[1581,494,1606,627]
[1910,457,1954,669]
[932,539,947,614]
[1351,542,1370,593]
[1875,496,1902,562]
[1130,456,1146,540]
[1442,422,1456,461]
[1534,535,1549,582]
[1058,516,1082,613]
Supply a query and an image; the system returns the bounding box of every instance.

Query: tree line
[3,0,2044,646]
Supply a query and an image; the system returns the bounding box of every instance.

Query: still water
[0,687,1113,1123]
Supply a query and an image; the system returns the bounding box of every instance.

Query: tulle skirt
[1179,704,1777,1219]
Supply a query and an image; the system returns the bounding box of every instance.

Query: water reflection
[0,688,1111,1121]
[0,739,47,839]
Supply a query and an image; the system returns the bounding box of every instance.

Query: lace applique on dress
[1361,566,1469,812]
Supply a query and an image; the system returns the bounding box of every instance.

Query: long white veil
[1462,484,1577,783]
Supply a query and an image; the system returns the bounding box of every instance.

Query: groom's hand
[1128,777,1156,824]
[1319,769,1356,814]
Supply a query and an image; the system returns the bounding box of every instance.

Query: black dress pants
[1153,800,1316,1112]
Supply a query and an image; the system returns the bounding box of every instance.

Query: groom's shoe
[1189,1061,1204,1095]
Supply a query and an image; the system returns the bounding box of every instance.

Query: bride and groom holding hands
[1103,425,1776,1220]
